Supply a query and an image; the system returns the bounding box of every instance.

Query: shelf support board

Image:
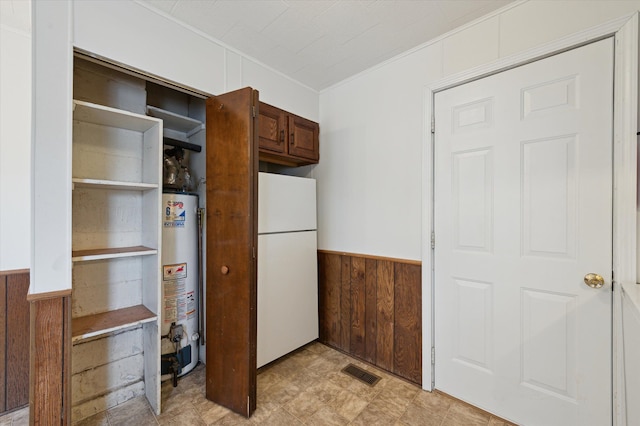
[72,305,157,343]
[163,136,202,152]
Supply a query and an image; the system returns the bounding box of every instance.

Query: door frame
[421,13,638,426]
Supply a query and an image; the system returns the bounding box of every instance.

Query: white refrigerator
[257,172,318,368]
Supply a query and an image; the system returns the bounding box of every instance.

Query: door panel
[205,87,258,417]
[434,39,613,425]
[257,102,286,154]
[288,114,319,161]
[257,231,318,368]
[452,149,493,252]
[522,136,576,258]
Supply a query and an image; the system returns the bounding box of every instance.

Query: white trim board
[421,13,638,426]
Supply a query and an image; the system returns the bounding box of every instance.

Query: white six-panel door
[434,39,613,425]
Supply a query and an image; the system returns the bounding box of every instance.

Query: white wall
[317,44,441,260]
[316,0,640,261]
[0,0,31,271]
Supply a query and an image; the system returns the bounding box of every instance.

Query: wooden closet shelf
[72,178,159,191]
[74,100,161,132]
[72,246,157,262]
[72,305,157,343]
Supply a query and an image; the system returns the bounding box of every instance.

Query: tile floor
[0,342,515,425]
[0,405,28,426]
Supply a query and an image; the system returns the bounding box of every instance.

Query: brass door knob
[584,273,605,289]
[221,265,229,275]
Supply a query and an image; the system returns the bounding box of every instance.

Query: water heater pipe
[197,207,205,346]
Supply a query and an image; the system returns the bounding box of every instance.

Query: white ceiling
[139,0,514,91]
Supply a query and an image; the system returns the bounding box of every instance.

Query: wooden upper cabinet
[288,113,319,162]
[257,102,286,155]
[258,102,319,166]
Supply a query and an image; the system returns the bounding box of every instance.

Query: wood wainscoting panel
[393,263,422,383]
[0,275,6,413]
[376,260,395,373]
[0,270,30,415]
[349,257,366,359]
[30,292,71,425]
[318,253,341,348]
[339,256,351,351]
[6,273,30,410]
[364,258,377,365]
[317,251,422,385]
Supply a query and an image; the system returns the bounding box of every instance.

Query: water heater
[161,192,199,381]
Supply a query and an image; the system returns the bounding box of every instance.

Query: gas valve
[168,322,184,343]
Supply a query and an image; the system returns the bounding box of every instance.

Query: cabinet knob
[221,265,229,275]
[280,130,285,143]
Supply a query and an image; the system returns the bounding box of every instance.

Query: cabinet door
[258,102,286,154]
[205,87,258,418]
[288,114,319,161]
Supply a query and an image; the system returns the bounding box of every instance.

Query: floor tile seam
[156,400,199,423]
[388,386,422,424]
[314,387,341,409]
[306,393,351,424]
[402,387,435,421]
[107,407,160,426]
[392,402,413,425]
[442,401,494,425]
[281,403,311,425]
[344,387,380,405]
[191,397,222,419]
[439,408,491,426]
[406,386,421,406]
[438,403,455,425]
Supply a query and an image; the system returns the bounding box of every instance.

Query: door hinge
[252,106,257,118]
[431,232,435,249]
[431,347,435,365]
[252,246,256,260]
[431,116,435,134]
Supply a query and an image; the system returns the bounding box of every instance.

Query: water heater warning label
[164,200,186,228]
[163,263,187,280]
[163,263,188,323]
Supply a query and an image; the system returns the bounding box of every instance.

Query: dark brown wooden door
[288,114,319,161]
[205,87,259,417]
[257,102,286,154]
